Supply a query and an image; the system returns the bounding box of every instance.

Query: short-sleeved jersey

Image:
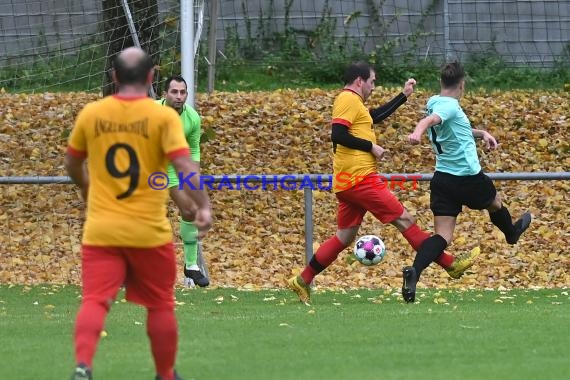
[67,95,190,247]
[425,95,481,176]
[331,90,376,192]
[155,99,201,187]
[155,99,201,162]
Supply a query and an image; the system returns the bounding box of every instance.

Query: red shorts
[81,242,177,309]
[336,174,405,228]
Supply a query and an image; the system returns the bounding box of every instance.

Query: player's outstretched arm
[369,79,415,124]
[409,114,441,145]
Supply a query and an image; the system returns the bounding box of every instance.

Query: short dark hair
[164,75,187,92]
[113,51,154,86]
[343,62,373,85]
[440,61,465,88]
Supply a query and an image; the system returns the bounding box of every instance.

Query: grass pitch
[0,285,568,380]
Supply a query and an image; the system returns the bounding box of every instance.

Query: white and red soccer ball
[354,235,386,266]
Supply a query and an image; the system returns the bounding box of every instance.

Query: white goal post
[181,0,206,107]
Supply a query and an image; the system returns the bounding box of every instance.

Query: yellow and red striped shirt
[67,95,189,247]
[331,90,376,192]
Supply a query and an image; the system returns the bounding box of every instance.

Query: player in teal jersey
[402,61,531,303]
[157,76,209,287]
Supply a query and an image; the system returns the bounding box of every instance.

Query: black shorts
[430,171,497,217]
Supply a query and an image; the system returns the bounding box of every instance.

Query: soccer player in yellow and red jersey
[287,62,479,304]
[65,47,212,380]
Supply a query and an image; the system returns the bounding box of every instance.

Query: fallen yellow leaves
[0,89,568,290]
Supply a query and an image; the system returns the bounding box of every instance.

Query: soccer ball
[354,235,386,266]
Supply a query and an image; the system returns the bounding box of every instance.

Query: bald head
[113,47,154,86]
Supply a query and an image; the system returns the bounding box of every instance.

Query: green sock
[180,219,198,268]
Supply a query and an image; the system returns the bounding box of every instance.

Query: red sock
[401,224,430,251]
[301,235,346,284]
[435,252,454,268]
[147,308,178,380]
[74,300,109,368]
[402,224,454,269]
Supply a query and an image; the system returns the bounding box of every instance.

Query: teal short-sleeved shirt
[156,99,201,187]
[425,95,481,176]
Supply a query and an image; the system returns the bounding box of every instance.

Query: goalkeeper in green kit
[157,75,209,287]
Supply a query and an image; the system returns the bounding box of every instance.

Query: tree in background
[102,0,160,96]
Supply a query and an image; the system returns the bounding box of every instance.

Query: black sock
[308,256,326,275]
[412,235,448,280]
[489,206,515,238]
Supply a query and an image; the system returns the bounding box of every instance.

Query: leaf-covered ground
[0,88,568,290]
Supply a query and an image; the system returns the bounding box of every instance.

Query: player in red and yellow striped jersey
[288,62,479,304]
[65,47,211,380]
[68,91,190,248]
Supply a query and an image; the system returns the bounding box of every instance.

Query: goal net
[0,0,206,95]
[1,1,568,94]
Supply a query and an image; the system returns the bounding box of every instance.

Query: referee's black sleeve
[369,92,407,123]
[331,123,373,153]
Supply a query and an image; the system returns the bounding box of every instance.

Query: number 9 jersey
[67,95,190,248]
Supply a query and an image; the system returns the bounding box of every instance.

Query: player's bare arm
[193,208,212,239]
[64,153,89,201]
[370,144,386,160]
[472,128,498,149]
[171,156,210,208]
[171,156,212,236]
[409,114,442,144]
